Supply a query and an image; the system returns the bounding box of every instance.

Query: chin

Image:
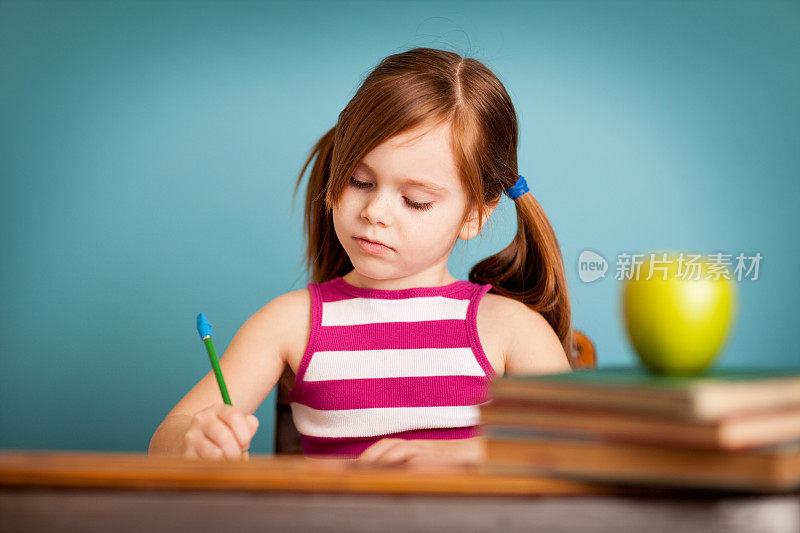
[350,263,387,279]
[347,260,398,281]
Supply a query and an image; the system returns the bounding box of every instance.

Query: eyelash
[348,176,434,211]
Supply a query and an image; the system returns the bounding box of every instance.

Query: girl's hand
[179,403,259,460]
[354,436,486,469]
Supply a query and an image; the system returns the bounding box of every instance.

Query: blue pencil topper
[196,312,213,339]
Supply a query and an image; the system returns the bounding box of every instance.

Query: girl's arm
[148,289,308,455]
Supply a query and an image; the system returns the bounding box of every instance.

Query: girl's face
[332,121,487,289]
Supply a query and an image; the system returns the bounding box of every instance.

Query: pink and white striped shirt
[288,275,496,458]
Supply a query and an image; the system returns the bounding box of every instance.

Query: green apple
[621,252,737,376]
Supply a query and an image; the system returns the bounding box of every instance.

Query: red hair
[292,47,574,361]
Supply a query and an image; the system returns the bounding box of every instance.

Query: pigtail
[469,189,575,366]
[292,125,353,284]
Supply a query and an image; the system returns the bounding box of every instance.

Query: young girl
[149,47,573,467]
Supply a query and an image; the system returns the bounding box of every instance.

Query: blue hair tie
[505,174,529,200]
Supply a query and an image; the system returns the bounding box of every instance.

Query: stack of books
[481,366,800,492]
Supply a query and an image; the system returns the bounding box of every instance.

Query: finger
[217,407,255,450]
[182,446,200,460]
[404,455,466,471]
[204,418,245,459]
[403,449,455,467]
[364,440,409,466]
[356,438,400,463]
[355,439,390,463]
[375,443,412,466]
[196,436,226,460]
[181,428,206,459]
[247,415,259,436]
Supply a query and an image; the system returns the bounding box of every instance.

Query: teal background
[1,0,798,454]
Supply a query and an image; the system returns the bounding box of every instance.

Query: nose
[360,192,391,227]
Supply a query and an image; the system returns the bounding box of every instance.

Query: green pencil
[196,313,231,405]
[196,313,248,458]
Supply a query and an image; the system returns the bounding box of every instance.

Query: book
[489,366,800,421]
[480,401,800,451]
[483,429,800,492]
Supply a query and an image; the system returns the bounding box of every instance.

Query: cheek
[335,190,359,216]
[332,206,349,239]
[332,194,361,239]
[405,220,447,249]
[410,209,460,238]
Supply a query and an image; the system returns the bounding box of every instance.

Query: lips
[355,236,392,250]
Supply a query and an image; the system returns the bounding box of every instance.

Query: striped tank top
[288,275,496,458]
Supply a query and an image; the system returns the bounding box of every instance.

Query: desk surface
[0,450,625,496]
[1,451,799,533]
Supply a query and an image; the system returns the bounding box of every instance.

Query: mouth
[354,236,394,252]
[355,235,392,248]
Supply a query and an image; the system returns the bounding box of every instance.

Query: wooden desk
[1,451,798,532]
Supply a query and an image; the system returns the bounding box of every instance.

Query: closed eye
[349,176,434,211]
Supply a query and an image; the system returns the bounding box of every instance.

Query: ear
[459,197,500,241]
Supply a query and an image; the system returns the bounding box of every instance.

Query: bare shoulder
[477,293,570,376]
[259,288,311,374]
[264,287,310,316]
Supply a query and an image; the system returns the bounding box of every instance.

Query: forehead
[359,121,461,190]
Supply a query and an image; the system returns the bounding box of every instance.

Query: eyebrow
[358,161,447,193]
